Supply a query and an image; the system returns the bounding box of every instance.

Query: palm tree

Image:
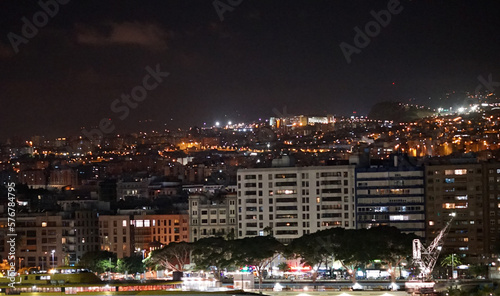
[441,254,462,279]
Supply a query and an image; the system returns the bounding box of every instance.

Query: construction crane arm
[412,213,455,280]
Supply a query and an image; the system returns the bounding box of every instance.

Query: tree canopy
[78,251,117,274]
[192,237,234,279]
[117,254,145,275]
[146,242,192,272]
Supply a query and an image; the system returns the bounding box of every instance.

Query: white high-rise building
[237,165,356,243]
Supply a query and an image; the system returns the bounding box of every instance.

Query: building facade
[189,193,237,242]
[0,210,99,269]
[99,213,189,258]
[356,166,425,237]
[425,163,487,263]
[237,165,356,243]
[483,162,500,256]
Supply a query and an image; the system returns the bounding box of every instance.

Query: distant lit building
[270,115,334,129]
[116,178,150,200]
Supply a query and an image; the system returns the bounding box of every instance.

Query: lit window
[429,221,434,226]
[144,220,150,227]
[122,220,127,227]
[390,215,409,221]
[136,220,143,227]
[445,169,467,175]
[42,222,47,227]
[443,203,455,209]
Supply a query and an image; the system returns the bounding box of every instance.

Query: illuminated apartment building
[425,163,486,263]
[189,193,237,242]
[99,214,189,258]
[0,210,99,269]
[237,165,356,243]
[356,164,425,237]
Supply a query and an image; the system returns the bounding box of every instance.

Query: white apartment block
[237,165,356,243]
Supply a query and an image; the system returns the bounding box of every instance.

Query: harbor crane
[412,213,455,280]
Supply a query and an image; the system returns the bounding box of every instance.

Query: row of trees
[144,226,417,285]
[79,251,145,275]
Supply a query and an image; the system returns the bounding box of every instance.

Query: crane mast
[412,214,455,280]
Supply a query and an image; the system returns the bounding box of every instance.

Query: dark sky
[0,0,499,140]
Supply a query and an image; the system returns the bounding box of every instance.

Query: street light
[51,250,55,269]
[141,250,146,280]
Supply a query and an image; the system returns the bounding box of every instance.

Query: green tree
[117,254,145,275]
[277,262,290,272]
[373,226,417,281]
[192,237,235,280]
[232,236,283,288]
[78,251,117,274]
[468,264,488,279]
[146,242,192,272]
[441,253,462,278]
[334,228,377,283]
[287,229,342,282]
[263,226,273,236]
[440,254,462,268]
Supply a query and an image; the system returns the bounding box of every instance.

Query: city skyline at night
[0,1,499,141]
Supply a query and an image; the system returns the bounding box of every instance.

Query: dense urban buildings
[0,209,99,268]
[1,103,500,273]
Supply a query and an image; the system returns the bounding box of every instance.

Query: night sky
[1,0,499,140]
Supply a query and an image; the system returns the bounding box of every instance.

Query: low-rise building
[99,213,189,258]
[189,193,237,242]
